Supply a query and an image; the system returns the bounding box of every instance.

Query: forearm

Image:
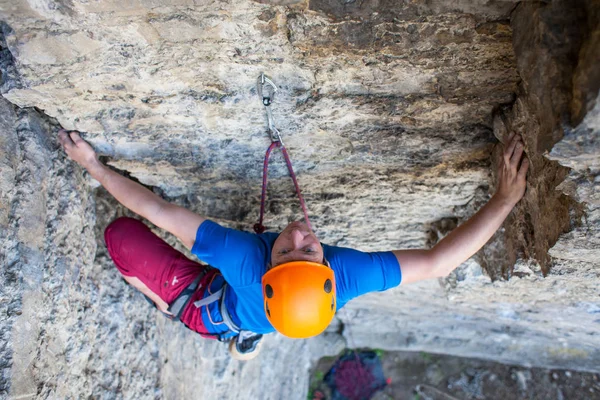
[394,133,528,285]
[87,159,167,221]
[431,194,515,276]
[59,130,204,249]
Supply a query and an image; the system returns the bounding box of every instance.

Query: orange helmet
[262,261,336,338]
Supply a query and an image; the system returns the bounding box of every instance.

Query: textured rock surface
[0,98,97,398]
[0,0,599,399]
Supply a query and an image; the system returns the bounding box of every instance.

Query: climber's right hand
[58,129,99,170]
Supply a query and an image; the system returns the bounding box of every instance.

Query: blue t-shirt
[191,220,402,335]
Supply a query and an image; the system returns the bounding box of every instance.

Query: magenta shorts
[104,217,215,336]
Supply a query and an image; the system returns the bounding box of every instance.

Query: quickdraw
[257,73,283,144]
[254,73,312,234]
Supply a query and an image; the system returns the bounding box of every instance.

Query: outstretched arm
[59,130,204,249]
[394,132,529,285]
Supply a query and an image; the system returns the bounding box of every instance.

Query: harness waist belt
[193,287,223,308]
[219,284,241,333]
[167,267,210,321]
[193,282,240,334]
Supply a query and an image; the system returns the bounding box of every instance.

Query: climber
[58,128,528,359]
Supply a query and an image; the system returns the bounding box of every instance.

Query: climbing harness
[167,269,208,320]
[191,279,240,341]
[254,72,311,234]
[140,267,210,321]
[160,269,246,343]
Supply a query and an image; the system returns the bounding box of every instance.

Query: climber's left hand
[395,132,531,285]
[495,132,529,206]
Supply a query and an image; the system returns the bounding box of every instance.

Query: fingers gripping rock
[57,129,98,169]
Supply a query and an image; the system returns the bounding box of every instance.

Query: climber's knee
[104,217,147,252]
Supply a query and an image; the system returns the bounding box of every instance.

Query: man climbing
[58,127,528,360]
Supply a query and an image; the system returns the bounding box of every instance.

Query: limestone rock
[0,0,599,399]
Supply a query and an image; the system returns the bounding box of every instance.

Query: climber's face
[271,221,324,267]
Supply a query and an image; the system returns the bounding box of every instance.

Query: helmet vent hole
[265,284,274,298]
[324,279,332,293]
[266,302,271,317]
[331,296,334,311]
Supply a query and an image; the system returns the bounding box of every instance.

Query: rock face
[0,0,598,399]
[0,99,98,398]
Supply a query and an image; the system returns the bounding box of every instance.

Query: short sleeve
[191,220,267,287]
[324,245,401,305]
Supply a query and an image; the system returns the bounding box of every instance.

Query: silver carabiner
[257,73,283,144]
[265,107,283,143]
[257,72,278,107]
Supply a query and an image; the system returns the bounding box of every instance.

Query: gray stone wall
[0,99,98,398]
[0,0,599,399]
